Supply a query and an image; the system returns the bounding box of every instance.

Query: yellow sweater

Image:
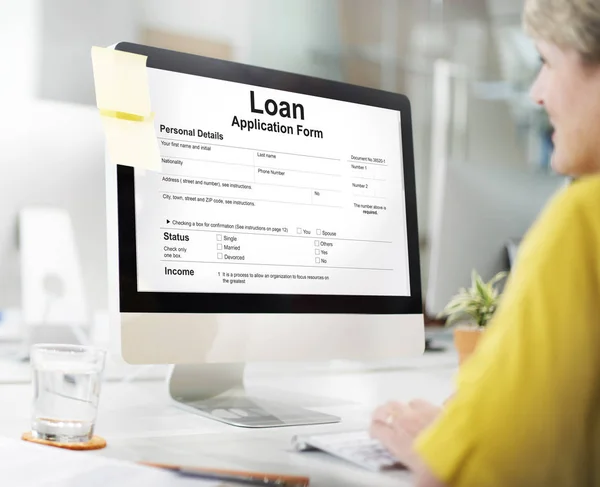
[415,174,600,487]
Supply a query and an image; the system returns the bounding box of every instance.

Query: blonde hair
[523,0,600,62]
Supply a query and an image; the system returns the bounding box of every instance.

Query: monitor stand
[168,363,341,428]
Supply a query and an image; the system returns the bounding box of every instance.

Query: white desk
[0,336,457,487]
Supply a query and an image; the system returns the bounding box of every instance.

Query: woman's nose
[530,72,545,106]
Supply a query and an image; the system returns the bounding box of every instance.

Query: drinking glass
[30,344,106,443]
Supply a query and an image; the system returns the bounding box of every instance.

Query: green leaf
[440,269,507,327]
[489,271,508,287]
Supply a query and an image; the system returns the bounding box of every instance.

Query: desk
[0,336,457,487]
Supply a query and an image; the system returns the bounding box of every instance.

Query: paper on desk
[0,438,219,487]
[91,46,161,172]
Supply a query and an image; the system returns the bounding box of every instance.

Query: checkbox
[314,240,319,247]
[217,253,223,259]
[315,249,320,255]
[217,234,222,241]
[217,243,223,250]
[297,227,302,234]
[315,257,320,263]
[317,229,322,235]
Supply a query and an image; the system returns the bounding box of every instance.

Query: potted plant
[438,269,507,365]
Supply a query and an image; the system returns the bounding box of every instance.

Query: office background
[0,2,564,484]
[1,0,548,326]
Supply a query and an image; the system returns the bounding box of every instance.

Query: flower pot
[453,326,483,365]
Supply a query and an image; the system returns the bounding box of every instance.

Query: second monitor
[426,162,565,318]
[105,43,424,427]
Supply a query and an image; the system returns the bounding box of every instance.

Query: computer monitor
[425,162,565,318]
[105,42,423,427]
[0,100,107,339]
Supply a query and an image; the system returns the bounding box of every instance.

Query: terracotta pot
[453,326,484,365]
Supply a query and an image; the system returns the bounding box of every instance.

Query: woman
[370,1,600,486]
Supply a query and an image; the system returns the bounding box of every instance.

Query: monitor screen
[112,42,421,314]
[132,68,410,298]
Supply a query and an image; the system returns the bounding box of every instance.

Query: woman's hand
[369,399,441,471]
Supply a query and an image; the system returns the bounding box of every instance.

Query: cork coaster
[22,432,107,451]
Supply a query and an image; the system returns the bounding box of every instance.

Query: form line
[158,137,340,161]
[161,259,393,272]
[160,171,342,193]
[161,191,342,209]
[160,227,393,244]
[162,155,340,178]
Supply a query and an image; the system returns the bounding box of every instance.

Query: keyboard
[292,430,404,472]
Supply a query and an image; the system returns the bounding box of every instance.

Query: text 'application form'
[134,69,410,296]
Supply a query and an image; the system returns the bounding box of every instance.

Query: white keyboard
[292,430,404,472]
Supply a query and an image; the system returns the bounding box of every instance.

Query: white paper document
[135,70,410,297]
[0,438,219,487]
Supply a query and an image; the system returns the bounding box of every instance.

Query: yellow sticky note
[91,46,161,172]
[91,46,151,117]
[100,115,161,172]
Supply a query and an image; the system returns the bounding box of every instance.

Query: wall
[38,0,141,105]
[143,0,342,79]
[143,0,251,62]
[247,0,342,79]
[0,0,40,101]
[463,27,528,168]
[0,101,107,314]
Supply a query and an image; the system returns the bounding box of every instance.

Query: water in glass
[30,345,105,443]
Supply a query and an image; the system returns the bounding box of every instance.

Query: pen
[141,462,310,487]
